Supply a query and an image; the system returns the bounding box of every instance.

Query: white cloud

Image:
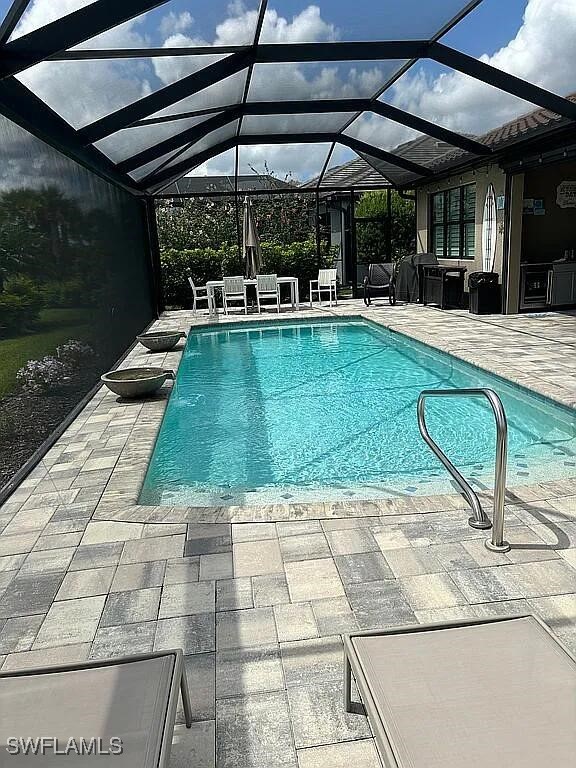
[215,4,336,46]
[190,142,343,182]
[159,11,195,38]
[14,0,152,49]
[249,62,390,101]
[17,59,152,128]
[10,0,96,38]
[383,0,576,137]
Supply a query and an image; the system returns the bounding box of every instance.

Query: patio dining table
[206,276,300,314]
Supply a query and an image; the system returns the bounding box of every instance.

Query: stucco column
[504,172,525,314]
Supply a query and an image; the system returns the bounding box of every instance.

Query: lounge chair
[344,614,576,768]
[363,263,396,306]
[310,268,337,307]
[256,274,280,313]
[223,276,247,314]
[187,276,210,315]
[0,649,191,767]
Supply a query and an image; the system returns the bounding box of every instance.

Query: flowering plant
[16,356,69,394]
[56,339,94,369]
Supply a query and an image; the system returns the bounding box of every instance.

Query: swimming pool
[139,317,576,506]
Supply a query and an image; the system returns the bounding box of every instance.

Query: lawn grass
[0,308,93,396]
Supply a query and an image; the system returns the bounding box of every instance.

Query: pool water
[139,318,576,506]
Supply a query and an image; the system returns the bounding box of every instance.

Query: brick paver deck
[0,301,574,767]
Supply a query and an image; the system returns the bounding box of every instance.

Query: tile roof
[316,94,576,189]
[426,92,576,174]
[305,136,453,189]
[304,157,389,188]
[479,93,576,147]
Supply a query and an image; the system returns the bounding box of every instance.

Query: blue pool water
[139,318,576,506]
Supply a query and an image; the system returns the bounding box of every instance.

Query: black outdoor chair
[363,262,396,306]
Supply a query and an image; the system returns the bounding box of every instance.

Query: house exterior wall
[416,164,507,287]
[522,161,576,261]
[416,163,531,313]
[416,158,576,313]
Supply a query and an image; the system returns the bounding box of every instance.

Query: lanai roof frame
[0,0,575,195]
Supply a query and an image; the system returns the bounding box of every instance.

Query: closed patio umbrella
[243,196,262,279]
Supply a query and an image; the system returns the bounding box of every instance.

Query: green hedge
[160,239,334,308]
[0,276,43,337]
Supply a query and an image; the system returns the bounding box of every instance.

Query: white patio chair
[223,276,247,314]
[187,276,210,315]
[256,274,280,313]
[310,268,338,307]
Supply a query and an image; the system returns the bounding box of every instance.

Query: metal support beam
[430,42,576,121]
[235,0,268,156]
[118,109,242,173]
[315,188,321,263]
[234,143,242,262]
[0,0,32,46]
[121,98,488,176]
[48,44,249,60]
[134,104,238,127]
[244,99,490,155]
[371,101,490,155]
[143,197,163,316]
[317,142,336,189]
[341,135,433,177]
[153,184,392,199]
[386,186,392,259]
[349,189,358,297]
[144,137,238,192]
[0,0,169,78]
[46,39,427,63]
[78,50,252,144]
[141,131,433,191]
[255,41,428,63]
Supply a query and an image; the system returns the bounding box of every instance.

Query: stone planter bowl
[101,368,175,398]
[136,330,186,352]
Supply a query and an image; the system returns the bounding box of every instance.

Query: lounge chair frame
[344,614,576,768]
[0,649,192,768]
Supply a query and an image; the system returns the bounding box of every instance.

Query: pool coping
[89,306,576,524]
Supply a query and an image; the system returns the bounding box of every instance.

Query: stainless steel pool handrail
[417,388,511,553]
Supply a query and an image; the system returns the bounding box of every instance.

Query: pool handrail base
[417,387,510,553]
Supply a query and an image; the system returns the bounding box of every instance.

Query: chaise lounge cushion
[0,655,176,767]
[349,616,576,768]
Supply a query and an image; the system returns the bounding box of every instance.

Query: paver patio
[0,301,575,767]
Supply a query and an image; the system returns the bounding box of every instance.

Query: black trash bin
[468,272,501,314]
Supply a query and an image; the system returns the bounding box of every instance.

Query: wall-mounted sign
[496,195,505,210]
[523,198,534,214]
[556,181,576,208]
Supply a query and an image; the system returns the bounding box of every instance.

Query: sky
[2,0,576,183]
